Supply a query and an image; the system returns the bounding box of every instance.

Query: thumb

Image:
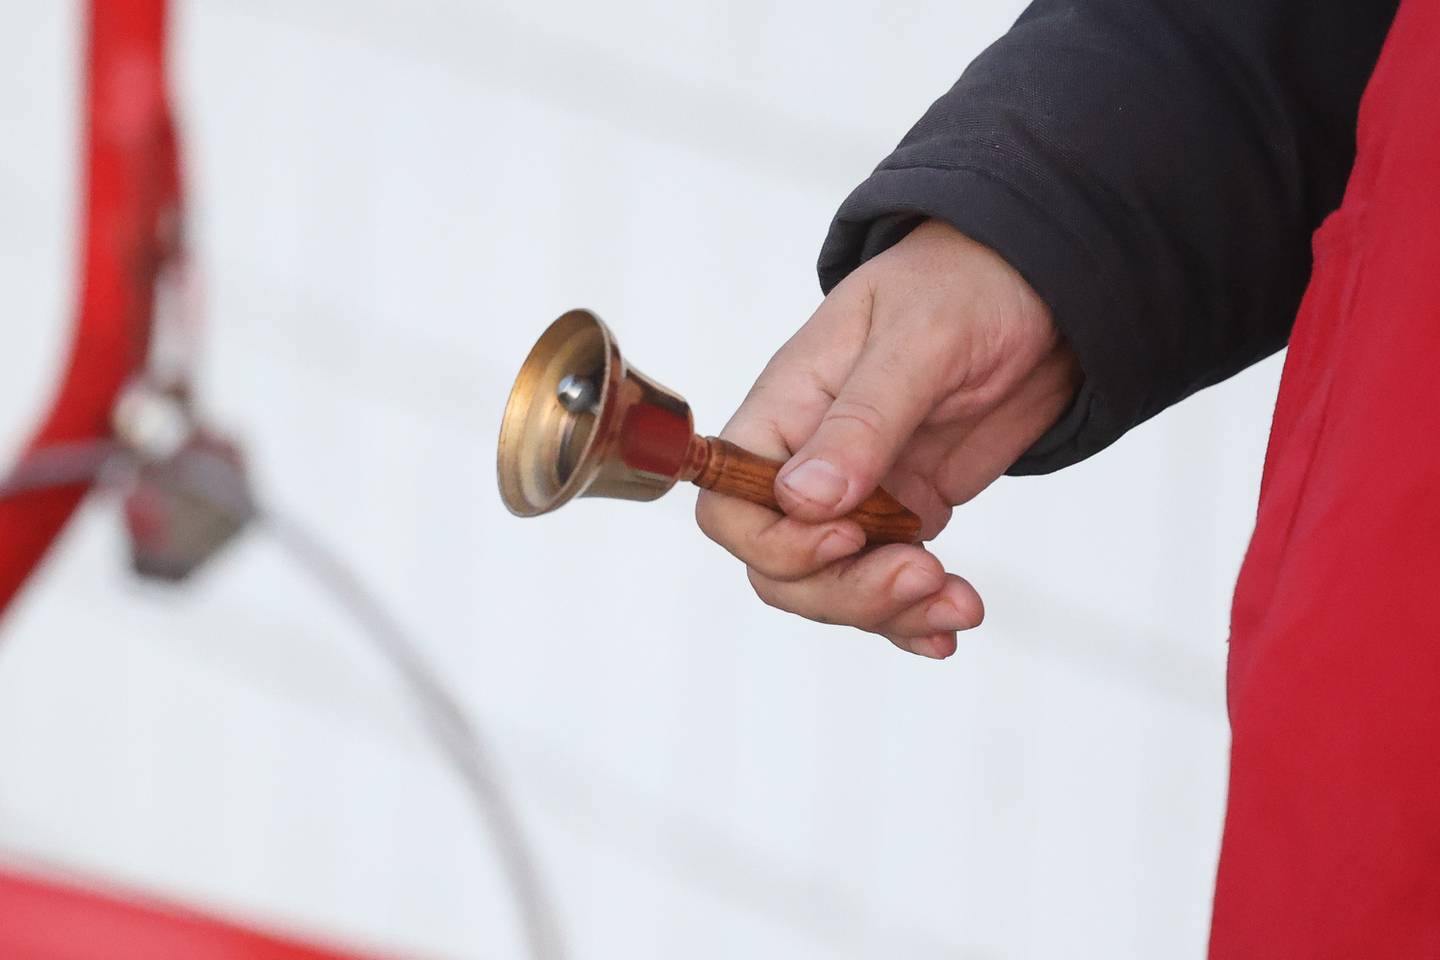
[774,333,935,523]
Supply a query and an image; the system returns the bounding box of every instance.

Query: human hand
[695,220,1080,659]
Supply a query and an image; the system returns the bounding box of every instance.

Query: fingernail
[912,638,941,659]
[926,599,969,632]
[916,634,957,660]
[892,564,936,602]
[779,459,846,509]
[816,529,863,564]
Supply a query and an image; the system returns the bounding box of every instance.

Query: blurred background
[0,1,1285,957]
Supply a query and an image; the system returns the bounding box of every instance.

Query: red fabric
[0,0,173,614]
[1211,0,1440,955]
[0,867,375,960]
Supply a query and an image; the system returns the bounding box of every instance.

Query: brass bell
[497,309,921,544]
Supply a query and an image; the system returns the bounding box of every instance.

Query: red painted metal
[0,867,380,960]
[0,6,380,956]
[0,0,176,615]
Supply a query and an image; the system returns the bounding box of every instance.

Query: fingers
[743,543,981,655]
[774,318,942,523]
[695,288,877,582]
[694,407,870,585]
[876,573,984,638]
[696,492,866,581]
[745,546,982,659]
[879,571,982,660]
[699,485,984,659]
[746,543,940,628]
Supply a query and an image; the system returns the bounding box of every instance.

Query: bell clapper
[556,374,598,413]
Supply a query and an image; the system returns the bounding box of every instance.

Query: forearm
[819,0,1399,472]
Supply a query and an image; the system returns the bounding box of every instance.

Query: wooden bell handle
[682,436,922,544]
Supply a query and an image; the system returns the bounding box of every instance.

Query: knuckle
[911,308,966,350]
[962,375,1010,413]
[911,551,947,582]
[699,499,818,579]
[823,398,889,443]
[693,493,723,541]
[746,524,809,580]
[746,567,783,610]
[830,580,890,628]
[884,634,915,654]
[748,566,839,625]
[837,544,905,584]
[929,390,982,423]
[851,602,893,632]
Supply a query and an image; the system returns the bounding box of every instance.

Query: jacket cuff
[817,162,1133,475]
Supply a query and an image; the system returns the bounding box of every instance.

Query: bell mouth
[497,309,619,516]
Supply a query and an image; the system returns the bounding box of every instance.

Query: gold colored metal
[497,309,694,516]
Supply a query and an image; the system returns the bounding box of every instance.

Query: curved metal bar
[0,0,176,617]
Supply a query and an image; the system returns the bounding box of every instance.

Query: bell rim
[496,309,620,517]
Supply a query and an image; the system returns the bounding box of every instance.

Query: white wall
[0,2,1284,958]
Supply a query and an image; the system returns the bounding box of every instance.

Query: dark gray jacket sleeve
[817,0,1398,473]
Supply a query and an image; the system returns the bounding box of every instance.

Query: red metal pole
[0,866,379,960]
[0,0,176,615]
[0,10,400,956]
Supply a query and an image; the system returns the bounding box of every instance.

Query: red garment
[1211,0,1440,954]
